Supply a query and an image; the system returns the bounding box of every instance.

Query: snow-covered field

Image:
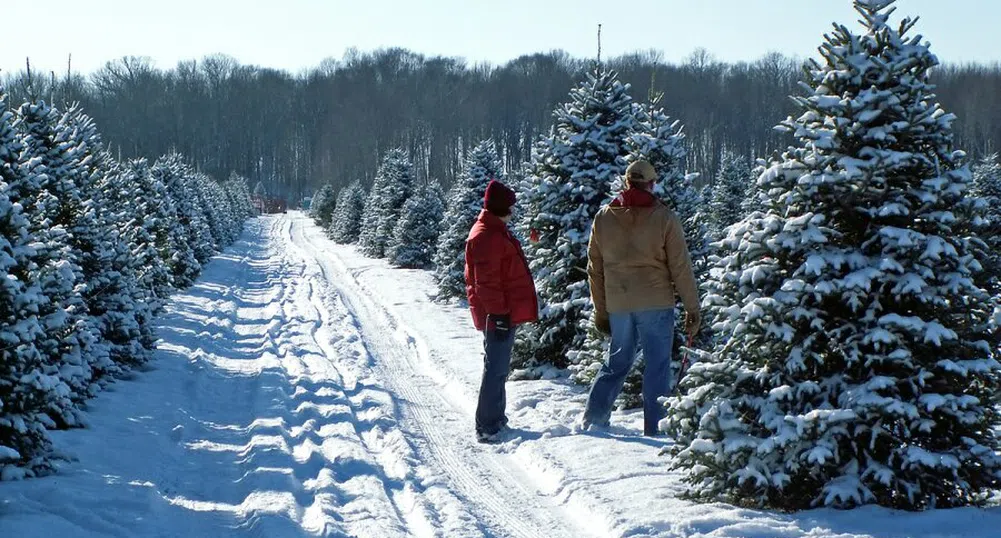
[2,212,999,537]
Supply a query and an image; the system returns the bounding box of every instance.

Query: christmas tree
[970,154,1001,294]
[14,100,101,423]
[329,181,366,244]
[514,68,637,371]
[573,97,706,403]
[310,184,338,229]
[433,139,503,300]
[151,155,204,287]
[358,149,415,258]
[0,92,66,478]
[664,0,1001,510]
[388,182,445,269]
[708,149,753,239]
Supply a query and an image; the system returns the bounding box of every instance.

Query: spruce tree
[61,106,154,371]
[388,182,445,269]
[514,68,637,370]
[14,100,101,422]
[192,173,229,249]
[433,139,502,300]
[152,155,203,287]
[329,181,366,244]
[0,93,65,478]
[708,150,753,239]
[664,0,1001,510]
[224,172,254,234]
[573,98,707,403]
[970,154,1001,293]
[118,159,178,304]
[358,149,415,258]
[310,184,338,228]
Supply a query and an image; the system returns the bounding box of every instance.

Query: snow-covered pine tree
[358,149,415,258]
[192,173,229,249]
[329,180,366,244]
[664,0,1001,510]
[572,97,707,403]
[513,68,637,371]
[388,181,445,268]
[152,155,204,286]
[739,160,767,218]
[708,149,753,239]
[253,180,267,198]
[224,172,254,233]
[211,178,239,246]
[310,184,338,228]
[970,154,1001,293]
[327,187,349,233]
[96,159,163,353]
[433,139,502,300]
[0,92,66,478]
[60,106,154,370]
[117,159,177,304]
[13,100,102,421]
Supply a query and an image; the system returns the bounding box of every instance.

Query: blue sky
[3,0,997,76]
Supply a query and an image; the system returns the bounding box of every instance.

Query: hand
[594,312,610,336]
[684,310,701,338]
[487,314,512,335]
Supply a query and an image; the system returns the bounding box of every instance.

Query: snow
[3,213,1001,536]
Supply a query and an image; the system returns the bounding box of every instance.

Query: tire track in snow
[285,214,589,538]
[280,218,491,538]
[158,216,420,537]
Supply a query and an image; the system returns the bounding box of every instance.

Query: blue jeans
[475,325,517,435]
[583,309,675,435]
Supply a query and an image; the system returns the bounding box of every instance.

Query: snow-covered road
[4,212,1001,537]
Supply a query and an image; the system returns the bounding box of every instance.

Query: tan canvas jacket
[587,200,699,320]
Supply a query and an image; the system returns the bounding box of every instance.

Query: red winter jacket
[464,210,539,331]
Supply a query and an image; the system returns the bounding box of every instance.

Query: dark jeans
[475,324,517,435]
[583,309,675,435]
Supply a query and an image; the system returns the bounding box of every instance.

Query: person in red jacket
[465,180,539,443]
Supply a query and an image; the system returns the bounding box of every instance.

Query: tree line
[3,46,999,200]
[0,91,253,480]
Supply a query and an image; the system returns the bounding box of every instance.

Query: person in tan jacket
[578,159,701,436]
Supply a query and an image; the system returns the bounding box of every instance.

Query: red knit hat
[484,180,516,217]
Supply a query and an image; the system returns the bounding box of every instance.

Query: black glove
[487,314,511,336]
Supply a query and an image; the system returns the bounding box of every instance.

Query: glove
[684,310,701,338]
[487,314,512,336]
[594,312,610,336]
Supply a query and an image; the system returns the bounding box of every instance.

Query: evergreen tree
[118,159,178,304]
[572,98,707,403]
[664,0,1001,510]
[61,107,154,371]
[0,93,65,478]
[152,155,204,286]
[14,100,101,423]
[514,68,637,371]
[329,181,366,244]
[388,182,445,269]
[970,154,1001,293]
[433,139,502,300]
[192,173,228,249]
[358,149,415,258]
[310,184,338,228]
[224,172,254,235]
[253,180,267,198]
[708,150,753,239]
[739,161,767,219]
